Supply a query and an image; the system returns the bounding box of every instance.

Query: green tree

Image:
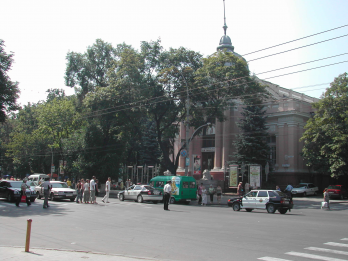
[233,105,270,166]
[301,72,348,178]
[0,39,20,122]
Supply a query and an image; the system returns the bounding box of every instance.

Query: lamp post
[185,122,212,176]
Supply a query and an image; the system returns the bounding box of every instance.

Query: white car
[118,185,162,203]
[291,183,318,196]
[35,181,77,201]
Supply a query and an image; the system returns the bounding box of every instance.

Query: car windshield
[294,184,307,188]
[9,182,22,188]
[328,185,341,189]
[52,183,69,188]
[28,181,36,186]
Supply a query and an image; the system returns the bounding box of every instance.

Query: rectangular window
[189,182,196,188]
[257,191,268,197]
[183,182,189,188]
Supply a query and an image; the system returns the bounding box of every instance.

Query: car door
[307,184,314,195]
[133,185,142,199]
[125,185,134,200]
[255,191,269,209]
[0,181,7,197]
[242,191,258,208]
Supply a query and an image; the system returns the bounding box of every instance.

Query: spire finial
[223,0,227,35]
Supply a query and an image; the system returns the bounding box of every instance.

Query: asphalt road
[1,195,348,261]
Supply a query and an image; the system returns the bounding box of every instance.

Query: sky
[1,0,348,107]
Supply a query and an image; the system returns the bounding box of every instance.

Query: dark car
[327,185,347,200]
[118,185,162,203]
[228,190,293,214]
[0,180,36,202]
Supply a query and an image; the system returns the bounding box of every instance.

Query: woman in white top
[201,186,208,206]
[83,179,90,203]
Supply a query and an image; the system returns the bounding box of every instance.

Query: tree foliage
[301,72,348,178]
[0,39,20,122]
[233,105,270,166]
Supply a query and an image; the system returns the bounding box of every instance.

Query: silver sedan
[118,185,162,203]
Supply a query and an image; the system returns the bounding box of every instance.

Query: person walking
[102,177,111,203]
[201,186,208,206]
[216,185,222,204]
[84,179,90,203]
[43,177,52,208]
[76,179,83,203]
[237,182,243,196]
[197,183,203,205]
[163,180,172,211]
[95,179,99,197]
[16,179,31,207]
[323,188,330,210]
[90,176,97,204]
[208,184,215,204]
[285,183,293,200]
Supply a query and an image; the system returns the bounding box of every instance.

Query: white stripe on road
[325,242,348,248]
[306,247,348,256]
[286,251,347,261]
[258,257,293,261]
[341,238,348,241]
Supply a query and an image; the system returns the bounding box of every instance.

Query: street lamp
[185,122,212,176]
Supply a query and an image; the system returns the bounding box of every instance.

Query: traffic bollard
[25,219,32,252]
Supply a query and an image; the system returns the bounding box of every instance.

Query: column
[222,109,230,169]
[177,122,186,172]
[214,118,222,170]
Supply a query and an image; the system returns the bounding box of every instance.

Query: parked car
[35,181,77,201]
[327,185,347,200]
[118,185,162,203]
[228,190,293,214]
[291,183,318,196]
[0,180,36,202]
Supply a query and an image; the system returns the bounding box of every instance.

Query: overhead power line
[242,24,348,56]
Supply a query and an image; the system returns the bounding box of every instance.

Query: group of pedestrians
[196,183,223,206]
[75,176,99,204]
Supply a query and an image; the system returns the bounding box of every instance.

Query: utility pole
[185,96,190,176]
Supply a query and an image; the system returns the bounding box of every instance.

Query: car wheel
[245,208,253,212]
[36,192,41,199]
[169,197,175,204]
[119,194,124,201]
[137,195,143,203]
[70,198,75,202]
[232,202,240,211]
[266,204,276,213]
[303,192,307,197]
[278,208,288,214]
[152,201,158,204]
[30,198,36,202]
[50,193,54,201]
[7,193,13,202]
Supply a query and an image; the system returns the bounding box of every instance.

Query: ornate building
[174,6,320,189]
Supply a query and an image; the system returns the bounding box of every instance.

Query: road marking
[325,242,348,248]
[286,251,347,261]
[258,257,293,261]
[341,238,348,241]
[306,247,348,256]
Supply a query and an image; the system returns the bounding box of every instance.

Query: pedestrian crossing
[258,238,348,261]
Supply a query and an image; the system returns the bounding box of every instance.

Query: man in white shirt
[102,177,111,203]
[163,180,172,211]
[43,177,52,208]
[90,176,96,204]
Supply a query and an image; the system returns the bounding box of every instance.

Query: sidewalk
[1,246,163,261]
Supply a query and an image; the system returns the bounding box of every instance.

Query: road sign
[51,165,55,173]
[185,158,190,167]
[181,149,188,157]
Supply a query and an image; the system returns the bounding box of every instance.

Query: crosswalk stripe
[341,238,348,241]
[258,257,293,261]
[286,251,347,261]
[306,247,348,256]
[325,242,348,248]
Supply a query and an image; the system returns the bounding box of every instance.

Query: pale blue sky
[1,0,347,106]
